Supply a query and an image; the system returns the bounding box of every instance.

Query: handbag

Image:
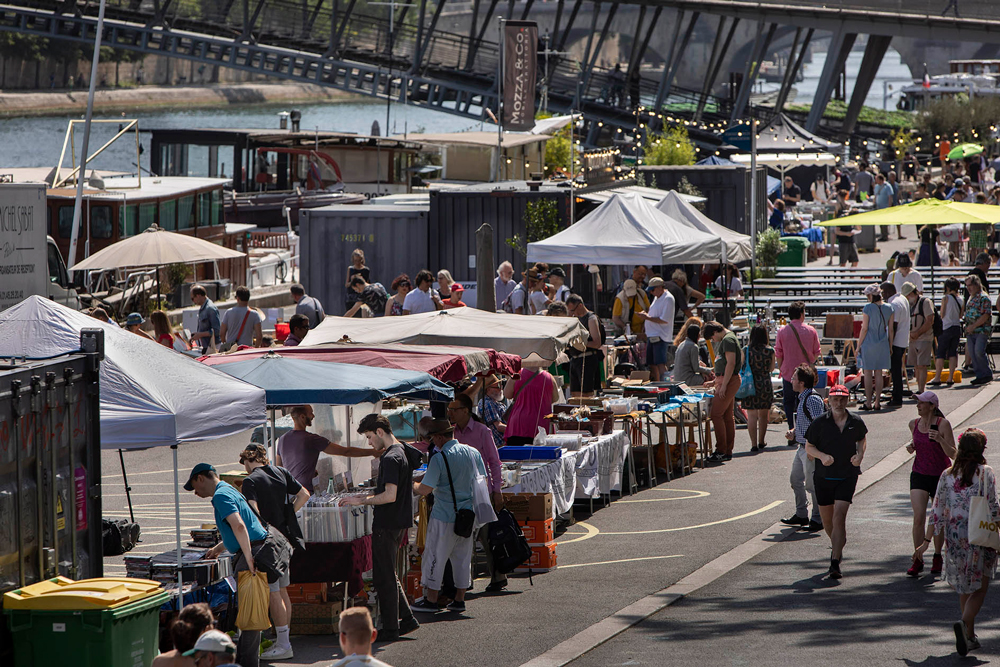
[441,448,476,538]
[503,370,539,423]
[969,468,1000,550]
[735,346,756,399]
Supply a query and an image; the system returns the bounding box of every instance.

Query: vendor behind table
[276,404,377,493]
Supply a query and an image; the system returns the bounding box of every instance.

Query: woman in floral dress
[917,428,998,656]
[740,324,775,453]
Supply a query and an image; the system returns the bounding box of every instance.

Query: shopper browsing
[276,405,376,492]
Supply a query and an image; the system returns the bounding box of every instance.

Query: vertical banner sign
[503,21,538,132]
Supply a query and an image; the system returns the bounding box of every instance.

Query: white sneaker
[260,644,294,661]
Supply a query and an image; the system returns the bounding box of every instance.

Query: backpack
[502,284,526,314]
[927,297,943,337]
[102,518,141,557]
[488,508,533,574]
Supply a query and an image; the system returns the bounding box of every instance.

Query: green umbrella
[948,143,983,160]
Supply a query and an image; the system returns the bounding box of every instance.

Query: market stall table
[289,535,373,597]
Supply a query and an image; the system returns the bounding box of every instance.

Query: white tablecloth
[505,430,630,517]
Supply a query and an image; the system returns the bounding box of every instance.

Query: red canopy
[198,342,520,383]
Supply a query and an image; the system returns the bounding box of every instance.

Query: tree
[754,228,783,279]
[642,125,697,166]
[915,96,1000,148]
[535,112,572,178]
[506,198,561,261]
[0,34,46,89]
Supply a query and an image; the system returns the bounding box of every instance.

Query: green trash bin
[777,236,810,267]
[4,576,169,667]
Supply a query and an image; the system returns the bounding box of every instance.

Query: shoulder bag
[735,346,756,399]
[788,323,817,363]
[220,309,251,353]
[245,497,294,584]
[969,468,1000,550]
[441,449,476,538]
[503,371,539,422]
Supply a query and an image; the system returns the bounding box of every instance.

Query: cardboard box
[290,601,342,635]
[502,492,553,521]
[520,518,554,544]
[404,569,422,604]
[514,541,557,572]
[287,582,328,604]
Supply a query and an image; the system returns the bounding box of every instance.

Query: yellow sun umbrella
[815,198,1000,227]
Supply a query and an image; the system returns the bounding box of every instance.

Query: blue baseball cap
[183,462,217,491]
[125,312,144,326]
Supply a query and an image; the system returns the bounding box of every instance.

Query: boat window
[198,191,210,226]
[160,199,177,231]
[57,206,74,239]
[211,189,222,226]
[89,205,114,239]
[177,195,195,230]
[139,203,156,232]
[122,205,138,237]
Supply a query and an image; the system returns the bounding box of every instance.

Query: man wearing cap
[881,281,910,407]
[612,278,651,337]
[906,283,935,395]
[182,630,238,665]
[276,405,376,493]
[548,267,571,303]
[637,277,675,382]
[965,252,992,303]
[805,384,867,579]
[240,445,310,661]
[125,312,155,341]
[410,420,487,614]
[478,375,508,448]
[188,464,269,666]
[664,269,705,322]
[781,364,825,533]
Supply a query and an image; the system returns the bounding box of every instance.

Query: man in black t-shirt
[344,414,424,640]
[805,385,867,580]
[240,444,311,661]
[782,176,801,208]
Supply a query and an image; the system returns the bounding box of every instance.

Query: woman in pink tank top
[502,368,560,446]
[905,391,957,577]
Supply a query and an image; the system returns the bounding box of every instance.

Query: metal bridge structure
[3,1,1000,146]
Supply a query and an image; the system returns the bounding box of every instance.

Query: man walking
[239,445,310,661]
[187,463,271,666]
[344,414,422,641]
[637,277,675,382]
[881,281,910,407]
[410,420,487,614]
[290,283,325,328]
[905,284,935,394]
[276,405,376,492]
[805,384,867,579]
[781,364,825,533]
[403,270,444,315]
[964,274,993,385]
[447,394,506,592]
[774,301,822,431]
[495,261,516,308]
[219,286,263,350]
[189,284,221,353]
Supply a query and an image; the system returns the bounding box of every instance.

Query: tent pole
[119,448,135,524]
[749,119,757,314]
[270,407,277,462]
[172,444,182,597]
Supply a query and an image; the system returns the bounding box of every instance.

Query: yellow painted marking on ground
[560,555,685,569]
[556,521,600,545]
[600,501,785,535]
[617,488,711,504]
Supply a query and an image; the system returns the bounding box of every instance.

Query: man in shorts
[904,282,935,394]
[805,384,867,579]
[835,223,860,268]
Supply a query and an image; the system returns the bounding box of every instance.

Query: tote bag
[735,346,756,399]
[969,469,1000,550]
[472,473,498,529]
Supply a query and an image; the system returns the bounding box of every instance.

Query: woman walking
[931,278,963,387]
[741,325,775,453]
[704,321,742,463]
[916,428,998,656]
[857,284,894,411]
[906,391,956,577]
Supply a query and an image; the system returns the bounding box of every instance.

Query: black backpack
[102,518,141,556]
[488,508,533,574]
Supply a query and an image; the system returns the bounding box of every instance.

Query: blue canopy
[697,155,780,194]
[215,353,454,405]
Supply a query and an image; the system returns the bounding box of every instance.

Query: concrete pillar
[839,35,892,140]
[806,27,857,132]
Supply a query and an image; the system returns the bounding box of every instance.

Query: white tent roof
[526,192,725,266]
[0,296,266,450]
[731,152,838,169]
[303,308,588,363]
[655,191,754,263]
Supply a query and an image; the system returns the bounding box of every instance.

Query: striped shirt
[795,388,826,446]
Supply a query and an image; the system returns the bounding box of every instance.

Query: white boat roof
[48,176,229,200]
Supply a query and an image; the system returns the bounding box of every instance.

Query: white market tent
[525,192,726,266]
[0,296,266,450]
[730,152,839,169]
[655,191,754,263]
[303,308,588,363]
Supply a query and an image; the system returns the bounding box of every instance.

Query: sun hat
[914,391,939,408]
[900,282,917,296]
[126,312,144,326]
[648,277,665,288]
[863,284,880,297]
[829,384,850,397]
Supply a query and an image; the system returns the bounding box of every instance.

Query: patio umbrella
[948,143,983,160]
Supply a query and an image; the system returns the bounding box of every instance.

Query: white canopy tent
[655,191,754,263]
[730,152,839,169]
[303,308,588,363]
[525,192,726,266]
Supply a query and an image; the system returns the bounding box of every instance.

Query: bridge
[3,0,1000,147]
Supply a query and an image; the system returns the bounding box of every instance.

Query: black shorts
[814,475,859,505]
[936,325,961,360]
[910,471,941,497]
[570,354,602,393]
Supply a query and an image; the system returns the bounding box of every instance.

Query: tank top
[912,418,951,477]
[940,293,961,330]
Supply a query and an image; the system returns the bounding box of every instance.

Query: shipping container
[299,205,429,315]
[0,334,103,665]
[429,183,572,282]
[637,165,768,237]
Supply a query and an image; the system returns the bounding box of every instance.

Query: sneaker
[260,645,294,661]
[955,621,969,656]
[399,617,420,635]
[804,520,824,532]
[375,630,399,643]
[968,636,981,652]
[722,454,733,461]
[409,598,441,613]
[828,558,842,579]
[971,377,992,386]
[906,558,924,578]
[446,600,466,613]
[485,581,508,593]
[707,452,724,463]
[931,554,944,575]
[780,515,808,527]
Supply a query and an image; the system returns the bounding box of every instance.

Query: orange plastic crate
[287,582,327,604]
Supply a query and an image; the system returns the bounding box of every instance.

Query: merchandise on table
[189,526,221,548]
[124,548,232,587]
[297,491,374,543]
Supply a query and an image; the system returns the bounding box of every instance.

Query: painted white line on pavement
[600,501,784,535]
[520,380,1000,667]
[561,555,684,569]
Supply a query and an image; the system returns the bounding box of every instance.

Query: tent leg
[270,408,277,462]
[119,448,135,524]
[172,445,183,598]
